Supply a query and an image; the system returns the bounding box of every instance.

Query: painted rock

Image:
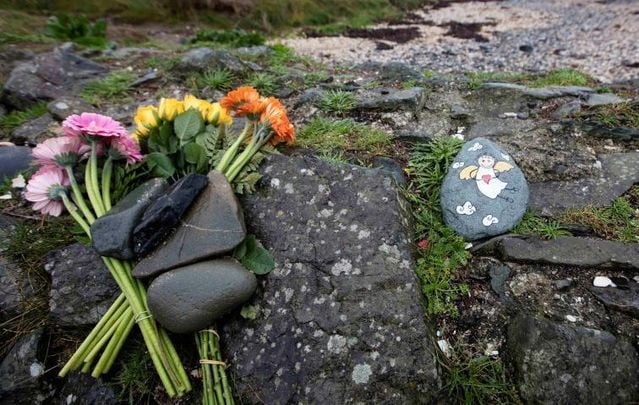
[132,170,246,278]
[91,178,168,260]
[147,259,257,334]
[440,137,528,240]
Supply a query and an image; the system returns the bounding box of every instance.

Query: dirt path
[281,0,639,83]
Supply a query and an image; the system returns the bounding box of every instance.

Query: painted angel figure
[459,155,514,199]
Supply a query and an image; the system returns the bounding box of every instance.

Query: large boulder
[508,313,639,404]
[2,45,107,109]
[44,244,118,326]
[221,154,440,403]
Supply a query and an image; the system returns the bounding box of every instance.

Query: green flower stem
[64,166,96,224]
[215,121,252,173]
[92,306,134,377]
[82,301,129,365]
[85,147,105,217]
[210,332,233,405]
[61,194,91,236]
[90,141,106,215]
[101,156,113,211]
[225,134,270,183]
[58,293,126,377]
[102,256,180,397]
[196,333,214,405]
[101,310,135,374]
[160,328,193,393]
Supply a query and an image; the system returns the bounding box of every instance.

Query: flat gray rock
[47,96,96,121]
[10,114,59,147]
[44,244,118,326]
[529,152,639,215]
[356,87,425,112]
[148,259,257,334]
[584,92,624,107]
[91,178,168,260]
[133,171,246,278]
[3,46,107,109]
[508,313,639,404]
[0,329,44,398]
[482,82,594,99]
[477,236,639,270]
[441,137,529,240]
[0,146,33,181]
[591,282,639,318]
[178,47,247,74]
[221,154,440,404]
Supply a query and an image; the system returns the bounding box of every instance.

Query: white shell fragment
[593,276,616,288]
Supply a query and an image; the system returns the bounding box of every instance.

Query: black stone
[0,330,45,401]
[91,178,168,260]
[133,171,246,278]
[0,146,32,181]
[132,174,208,257]
[519,44,534,52]
[148,259,257,334]
[591,282,639,318]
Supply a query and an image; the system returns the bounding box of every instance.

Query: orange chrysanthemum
[236,97,267,118]
[220,86,263,117]
[260,97,295,145]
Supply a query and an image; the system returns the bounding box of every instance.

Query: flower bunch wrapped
[24,88,294,402]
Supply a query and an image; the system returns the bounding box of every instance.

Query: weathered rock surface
[529,152,639,215]
[0,146,33,181]
[591,282,639,318]
[3,46,107,109]
[91,178,168,260]
[221,154,440,404]
[178,48,247,74]
[56,368,117,404]
[0,216,34,320]
[133,171,245,278]
[441,138,529,240]
[10,114,60,147]
[508,313,639,404]
[44,244,118,326]
[47,96,96,121]
[356,87,425,112]
[477,236,639,270]
[132,174,208,257]
[0,330,44,400]
[148,259,257,333]
[481,82,595,99]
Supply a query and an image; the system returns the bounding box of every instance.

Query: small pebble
[593,276,616,288]
[565,315,577,322]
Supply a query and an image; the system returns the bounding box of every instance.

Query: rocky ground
[283,0,639,83]
[0,4,638,403]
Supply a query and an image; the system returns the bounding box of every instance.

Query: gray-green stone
[148,259,257,333]
[90,178,168,260]
[132,170,246,278]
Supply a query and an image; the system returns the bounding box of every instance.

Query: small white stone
[437,339,450,356]
[55,102,69,110]
[565,315,577,322]
[593,276,616,288]
[11,174,26,188]
[30,362,44,377]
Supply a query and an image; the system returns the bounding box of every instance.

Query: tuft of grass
[440,344,519,404]
[45,14,107,48]
[267,43,302,66]
[80,71,136,106]
[590,101,639,129]
[527,68,595,88]
[303,71,330,87]
[513,211,571,240]
[191,29,265,48]
[560,195,638,242]
[404,137,470,316]
[0,102,48,132]
[298,117,391,155]
[145,56,180,72]
[318,150,349,165]
[319,90,357,114]
[245,72,279,96]
[0,10,51,47]
[198,68,235,91]
[112,341,155,403]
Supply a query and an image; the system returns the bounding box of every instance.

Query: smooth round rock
[0,146,33,181]
[441,137,529,240]
[147,259,257,334]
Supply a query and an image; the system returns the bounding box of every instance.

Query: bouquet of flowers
[24,87,295,402]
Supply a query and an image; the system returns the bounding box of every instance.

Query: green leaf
[174,109,204,142]
[148,122,178,154]
[183,142,208,172]
[145,152,175,178]
[234,235,275,275]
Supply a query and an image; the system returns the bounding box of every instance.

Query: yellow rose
[158,98,185,121]
[206,102,233,126]
[133,105,158,138]
[184,94,216,121]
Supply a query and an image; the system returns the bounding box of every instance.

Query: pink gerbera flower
[32,136,90,169]
[62,113,128,139]
[24,167,70,217]
[110,135,143,164]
